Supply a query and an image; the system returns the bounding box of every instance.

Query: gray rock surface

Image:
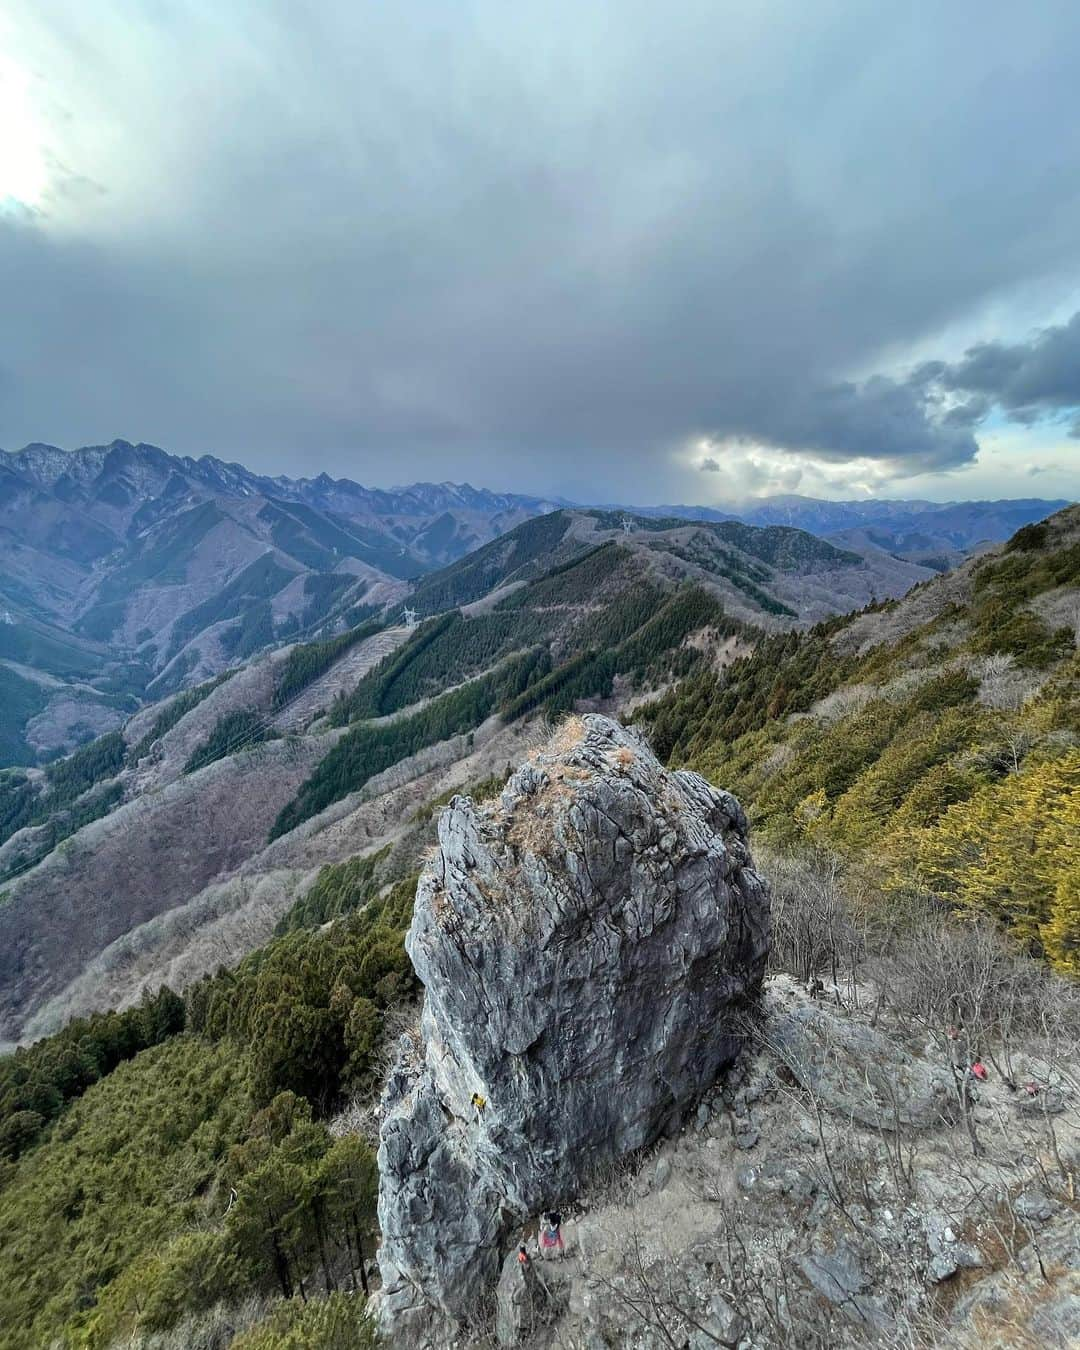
[1015,1086,1067,1116]
[495,1248,571,1347]
[376,714,769,1344]
[765,998,958,1131]
[797,1242,891,1332]
[923,1211,983,1282]
[692,1295,747,1349]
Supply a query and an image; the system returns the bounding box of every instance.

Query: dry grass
[551,714,586,755]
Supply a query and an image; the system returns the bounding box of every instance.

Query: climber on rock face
[471,1091,487,1121]
[539,1211,564,1259]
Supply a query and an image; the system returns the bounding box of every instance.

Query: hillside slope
[0,532,741,1039]
[2,717,1077,1350]
[408,507,933,625]
[639,505,1080,968]
[0,502,989,1041]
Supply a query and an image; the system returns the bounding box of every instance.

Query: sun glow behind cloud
[0,53,47,209]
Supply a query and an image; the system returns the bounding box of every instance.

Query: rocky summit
[376,713,770,1344]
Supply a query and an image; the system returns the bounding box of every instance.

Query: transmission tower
[402,606,418,629]
[620,516,635,535]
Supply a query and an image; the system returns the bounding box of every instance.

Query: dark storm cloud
[4,1,1080,498]
[720,375,981,475]
[938,311,1080,427]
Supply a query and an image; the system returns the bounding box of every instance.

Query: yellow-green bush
[231,1291,378,1349]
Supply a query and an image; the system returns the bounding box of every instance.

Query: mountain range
[0,440,561,762]
[0,438,1068,765]
[634,494,1072,570]
[0,460,1076,1348]
[0,495,929,1040]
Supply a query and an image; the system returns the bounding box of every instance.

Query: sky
[2,2,1080,506]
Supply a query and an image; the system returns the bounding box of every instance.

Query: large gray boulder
[376,714,770,1344]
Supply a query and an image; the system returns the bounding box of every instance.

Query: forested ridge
[0,730,130,880]
[273,537,737,839]
[0,851,416,1348]
[638,505,1080,970]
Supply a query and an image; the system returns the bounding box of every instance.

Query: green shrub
[185,710,276,774]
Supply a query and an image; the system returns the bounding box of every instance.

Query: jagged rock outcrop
[376,713,770,1344]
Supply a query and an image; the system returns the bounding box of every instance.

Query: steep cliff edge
[376,713,770,1343]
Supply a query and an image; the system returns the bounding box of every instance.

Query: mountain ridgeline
[0,438,1061,767]
[0,498,1072,1047]
[0,492,1076,1347]
[0,440,563,763]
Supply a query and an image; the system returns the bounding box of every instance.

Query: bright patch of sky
[0,52,47,209]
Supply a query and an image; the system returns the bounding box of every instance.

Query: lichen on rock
[376,713,770,1344]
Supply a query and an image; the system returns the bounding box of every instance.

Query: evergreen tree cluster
[274,845,391,935]
[168,554,296,658]
[495,540,626,609]
[127,670,235,764]
[0,850,416,1346]
[408,510,574,614]
[223,599,275,659]
[184,709,278,775]
[43,730,126,801]
[272,619,384,712]
[0,987,185,1161]
[272,659,526,838]
[0,729,130,865]
[636,511,1080,970]
[332,610,555,724]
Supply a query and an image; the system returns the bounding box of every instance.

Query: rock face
[376,714,770,1344]
[765,998,958,1131]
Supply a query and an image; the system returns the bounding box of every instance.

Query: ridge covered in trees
[637,505,1080,970]
[274,564,735,838]
[0,851,417,1348]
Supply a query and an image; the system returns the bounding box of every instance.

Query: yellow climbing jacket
[471,1092,487,1111]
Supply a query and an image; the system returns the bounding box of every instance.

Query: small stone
[1016,1087,1066,1116]
[1014,1190,1057,1223]
[798,1241,867,1300]
[735,1125,760,1150]
[654,1155,674,1191]
[808,1193,830,1226]
[689,1295,747,1348]
[696,1101,711,1131]
[736,1165,757,1191]
[924,1211,983,1283]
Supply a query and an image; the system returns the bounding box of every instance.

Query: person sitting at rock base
[539,1211,564,1258]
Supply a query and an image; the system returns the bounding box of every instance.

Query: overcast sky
[2,2,1080,504]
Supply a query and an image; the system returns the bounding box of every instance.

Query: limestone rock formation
[376,713,770,1344]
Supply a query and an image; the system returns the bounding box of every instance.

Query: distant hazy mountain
[406,507,933,626]
[636,494,1071,571]
[0,439,562,760]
